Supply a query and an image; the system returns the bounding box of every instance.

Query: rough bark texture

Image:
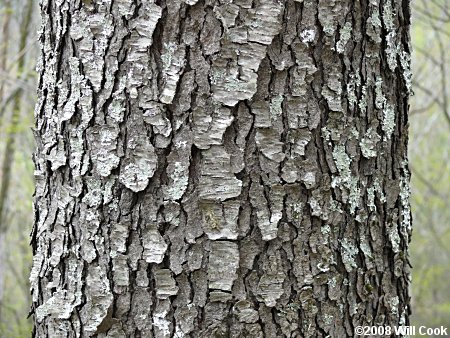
[32,0,412,337]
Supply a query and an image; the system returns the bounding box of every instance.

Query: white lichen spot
[387,296,399,315]
[323,314,333,326]
[321,126,332,145]
[358,85,368,114]
[153,304,171,337]
[348,179,361,215]
[317,262,330,272]
[328,276,337,289]
[329,197,344,214]
[399,160,411,237]
[300,29,315,44]
[321,224,331,236]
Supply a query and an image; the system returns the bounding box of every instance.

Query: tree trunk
[32,0,412,337]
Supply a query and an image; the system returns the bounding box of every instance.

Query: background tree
[409,0,450,330]
[0,0,36,335]
[30,0,413,337]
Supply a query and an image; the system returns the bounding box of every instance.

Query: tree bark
[32,0,412,337]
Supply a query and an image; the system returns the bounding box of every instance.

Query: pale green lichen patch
[336,22,352,53]
[119,159,156,193]
[358,84,368,114]
[318,0,343,36]
[367,6,382,43]
[383,1,399,71]
[382,103,396,140]
[387,223,401,253]
[375,77,387,109]
[348,180,361,215]
[165,161,189,201]
[332,145,351,184]
[331,145,361,214]
[400,50,413,94]
[340,239,359,272]
[367,178,386,212]
[387,296,399,316]
[211,2,282,106]
[347,73,361,109]
[321,224,331,235]
[360,127,381,158]
[270,94,284,121]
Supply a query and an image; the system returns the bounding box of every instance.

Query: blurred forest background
[0,0,448,337]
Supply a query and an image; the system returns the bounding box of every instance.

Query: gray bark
[32,0,412,337]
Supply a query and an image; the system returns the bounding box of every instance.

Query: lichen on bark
[32,0,412,336]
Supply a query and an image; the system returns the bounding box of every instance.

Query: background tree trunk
[32,0,412,337]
